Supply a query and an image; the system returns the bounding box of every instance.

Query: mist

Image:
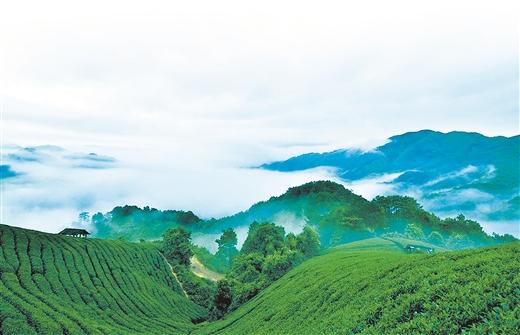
[1,144,341,234]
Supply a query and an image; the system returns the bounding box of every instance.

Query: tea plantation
[0,224,205,334]
[196,239,519,334]
[1,224,518,335]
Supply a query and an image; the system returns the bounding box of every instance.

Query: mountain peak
[283,180,349,198]
[388,129,516,143]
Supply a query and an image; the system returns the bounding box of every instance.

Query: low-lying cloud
[1,144,340,234]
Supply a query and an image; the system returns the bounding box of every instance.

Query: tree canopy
[163,227,193,266]
[295,226,320,257]
[241,222,286,256]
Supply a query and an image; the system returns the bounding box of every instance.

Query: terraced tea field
[0,224,204,334]
[197,239,520,334]
[1,225,518,335]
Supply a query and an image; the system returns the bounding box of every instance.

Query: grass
[0,224,205,335]
[196,240,519,334]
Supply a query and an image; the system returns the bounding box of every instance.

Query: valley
[1,223,518,334]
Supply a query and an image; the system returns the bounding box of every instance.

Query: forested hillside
[0,224,205,334]
[197,240,520,334]
[89,181,516,251]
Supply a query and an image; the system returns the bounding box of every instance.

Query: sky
[0,0,518,232]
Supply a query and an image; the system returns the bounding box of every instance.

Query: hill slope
[196,240,519,334]
[0,224,205,335]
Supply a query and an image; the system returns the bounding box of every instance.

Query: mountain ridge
[260,130,520,232]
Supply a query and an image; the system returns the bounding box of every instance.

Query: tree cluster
[221,222,320,315]
[162,222,321,320]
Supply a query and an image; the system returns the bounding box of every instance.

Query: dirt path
[190,256,224,282]
[158,252,189,298]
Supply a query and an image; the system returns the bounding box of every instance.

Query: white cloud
[424,165,480,187]
[341,173,402,200]
[1,1,518,153]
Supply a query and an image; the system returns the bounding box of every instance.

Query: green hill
[90,181,515,251]
[0,224,205,335]
[196,239,519,334]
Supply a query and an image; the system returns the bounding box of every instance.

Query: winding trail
[158,252,189,298]
[190,256,224,282]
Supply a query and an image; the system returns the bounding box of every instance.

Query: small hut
[58,228,90,238]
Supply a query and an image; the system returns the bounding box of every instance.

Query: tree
[296,226,320,258]
[78,212,90,225]
[227,252,266,306]
[492,233,517,244]
[91,212,108,234]
[224,222,322,311]
[177,211,201,225]
[216,228,238,248]
[447,233,472,249]
[241,222,286,256]
[215,229,239,268]
[163,227,193,266]
[210,280,233,319]
[229,253,264,283]
[285,233,298,251]
[263,251,296,282]
[405,223,425,241]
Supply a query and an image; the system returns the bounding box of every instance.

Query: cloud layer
[2,1,518,160]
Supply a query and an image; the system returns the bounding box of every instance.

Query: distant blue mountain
[0,165,19,179]
[261,130,520,226]
[4,145,116,170]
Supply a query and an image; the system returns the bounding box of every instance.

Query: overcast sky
[0,0,518,232]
